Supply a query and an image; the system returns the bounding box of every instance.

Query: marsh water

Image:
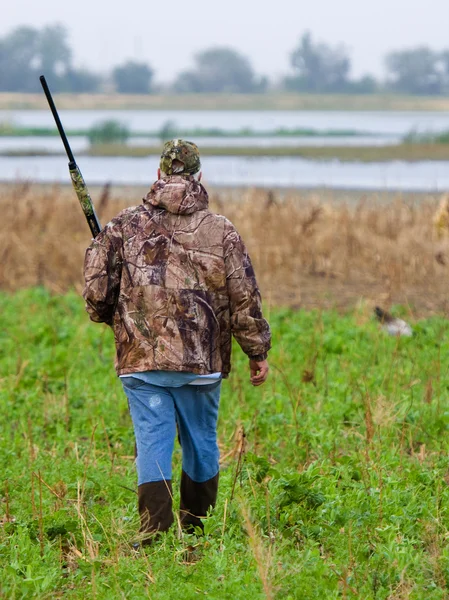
[2,154,449,192]
[1,109,449,190]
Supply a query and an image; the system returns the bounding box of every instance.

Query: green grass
[2,289,449,598]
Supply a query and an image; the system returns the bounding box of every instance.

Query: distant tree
[286,32,351,93]
[439,50,449,93]
[0,23,102,93]
[385,47,443,95]
[0,26,40,91]
[173,71,202,94]
[38,24,71,81]
[64,68,102,92]
[346,75,379,94]
[173,47,266,93]
[112,61,154,93]
[0,23,74,92]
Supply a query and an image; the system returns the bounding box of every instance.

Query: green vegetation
[2,289,449,598]
[4,118,449,162]
[156,122,366,140]
[0,124,86,137]
[86,120,130,146]
[403,129,449,145]
[0,122,367,139]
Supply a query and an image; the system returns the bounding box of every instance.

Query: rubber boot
[138,480,174,543]
[180,470,219,533]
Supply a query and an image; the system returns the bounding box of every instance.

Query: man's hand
[249,359,269,386]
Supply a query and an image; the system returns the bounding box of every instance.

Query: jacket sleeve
[82,222,123,326]
[223,218,271,360]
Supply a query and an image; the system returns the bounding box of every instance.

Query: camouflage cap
[160,139,201,176]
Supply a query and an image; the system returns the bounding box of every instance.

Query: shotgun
[39,75,102,238]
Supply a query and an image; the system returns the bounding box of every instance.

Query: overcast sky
[3,0,449,82]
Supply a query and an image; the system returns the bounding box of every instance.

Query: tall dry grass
[1,182,449,315]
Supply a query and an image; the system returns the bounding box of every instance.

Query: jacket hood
[144,175,209,215]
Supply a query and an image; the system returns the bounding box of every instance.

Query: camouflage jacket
[82,175,271,377]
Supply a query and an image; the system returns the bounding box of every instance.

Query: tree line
[1,24,449,96]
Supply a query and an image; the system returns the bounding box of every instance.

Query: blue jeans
[121,377,221,485]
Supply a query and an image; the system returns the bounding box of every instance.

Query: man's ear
[198,171,202,182]
[157,168,161,179]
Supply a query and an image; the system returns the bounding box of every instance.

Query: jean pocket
[120,376,148,390]
[191,379,222,394]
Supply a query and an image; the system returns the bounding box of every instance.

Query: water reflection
[1,154,448,191]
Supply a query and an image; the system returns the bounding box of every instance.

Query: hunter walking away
[83,139,271,542]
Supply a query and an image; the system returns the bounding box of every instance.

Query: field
[2,184,449,598]
[2,92,449,111]
[2,290,449,599]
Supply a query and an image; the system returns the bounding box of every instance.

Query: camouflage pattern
[159,139,201,176]
[69,165,101,237]
[83,175,271,377]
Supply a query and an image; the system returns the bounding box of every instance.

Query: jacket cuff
[248,352,268,362]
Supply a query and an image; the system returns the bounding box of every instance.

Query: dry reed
[2,182,449,315]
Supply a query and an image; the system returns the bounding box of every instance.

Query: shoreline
[2,143,449,162]
[0,181,440,203]
[2,92,449,111]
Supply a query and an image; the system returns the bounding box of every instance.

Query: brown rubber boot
[180,470,219,533]
[138,480,174,543]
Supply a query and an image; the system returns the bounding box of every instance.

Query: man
[83,139,271,541]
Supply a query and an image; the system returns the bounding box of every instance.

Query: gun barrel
[39,75,102,238]
[39,75,75,164]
